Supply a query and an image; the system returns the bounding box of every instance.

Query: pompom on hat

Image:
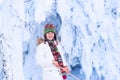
[44,24,55,34]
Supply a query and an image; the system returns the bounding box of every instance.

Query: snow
[0,0,120,80]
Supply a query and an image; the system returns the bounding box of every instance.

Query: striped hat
[44,24,55,34]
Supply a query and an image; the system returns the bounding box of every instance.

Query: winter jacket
[36,42,67,80]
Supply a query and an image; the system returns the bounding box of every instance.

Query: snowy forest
[0,0,120,80]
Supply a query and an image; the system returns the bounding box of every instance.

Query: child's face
[46,32,55,40]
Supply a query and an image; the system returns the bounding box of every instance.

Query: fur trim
[37,38,44,46]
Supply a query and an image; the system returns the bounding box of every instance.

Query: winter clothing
[44,24,55,35]
[37,38,44,46]
[48,41,67,79]
[44,24,57,41]
[36,41,67,80]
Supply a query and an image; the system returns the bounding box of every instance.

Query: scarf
[47,40,67,80]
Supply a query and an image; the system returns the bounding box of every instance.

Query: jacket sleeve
[36,44,53,67]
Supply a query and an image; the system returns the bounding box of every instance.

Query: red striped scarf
[48,41,67,80]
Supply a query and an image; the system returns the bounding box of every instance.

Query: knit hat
[44,24,55,34]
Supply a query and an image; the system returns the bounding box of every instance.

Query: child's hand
[62,66,70,74]
[52,60,59,67]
